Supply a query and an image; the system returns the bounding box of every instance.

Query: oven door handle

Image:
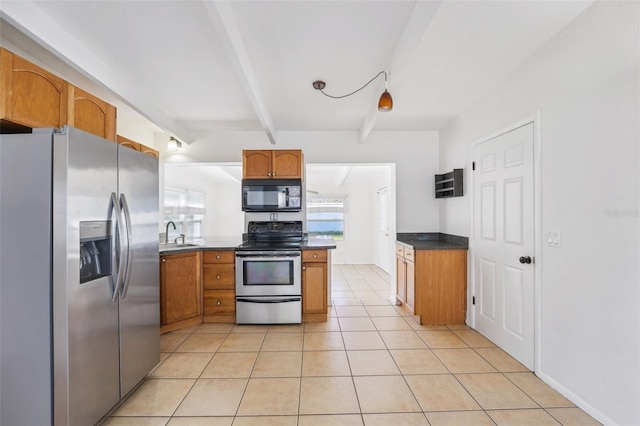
[235,252,301,258]
[236,297,301,303]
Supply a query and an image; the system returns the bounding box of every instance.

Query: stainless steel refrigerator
[0,126,160,425]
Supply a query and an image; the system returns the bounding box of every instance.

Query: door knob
[519,256,532,264]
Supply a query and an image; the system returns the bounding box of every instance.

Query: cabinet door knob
[302,266,306,270]
[313,254,317,258]
[216,255,221,259]
[216,275,221,280]
[161,258,166,263]
[216,300,221,306]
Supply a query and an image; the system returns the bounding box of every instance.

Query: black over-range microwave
[241,179,302,212]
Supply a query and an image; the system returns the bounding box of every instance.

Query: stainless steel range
[235,221,303,324]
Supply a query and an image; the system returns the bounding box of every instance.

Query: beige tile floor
[104,264,601,426]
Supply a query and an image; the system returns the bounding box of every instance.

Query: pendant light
[312,71,393,112]
[377,72,393,111]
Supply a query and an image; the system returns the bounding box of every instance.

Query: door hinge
[472,296,476,305]
[472,161,476,171]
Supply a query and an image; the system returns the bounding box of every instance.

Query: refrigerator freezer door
[53,127,121,425]
[117,146,160,396]
[0,133,54,426]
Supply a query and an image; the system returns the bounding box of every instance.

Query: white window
[164,188,206,240]
[306,195,346,240]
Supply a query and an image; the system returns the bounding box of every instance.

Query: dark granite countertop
[159,236,243,254]
[396,232,468,250]
[159,236,336,254]
[302,238,337,250]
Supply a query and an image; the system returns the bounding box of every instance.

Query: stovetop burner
[235,241,303,251]
[236,221,304,251]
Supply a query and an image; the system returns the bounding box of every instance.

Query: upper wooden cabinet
[243,149,303,179]
[117,134,141,151]
[117,135,159,158]
[0,48,68,131]
[69,85,116,141]
[0,48,119,142]
[139,144,159,158]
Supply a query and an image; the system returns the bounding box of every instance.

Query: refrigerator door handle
[110,192,126,302]
[119,193,134,299]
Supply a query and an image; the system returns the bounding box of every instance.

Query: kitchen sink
[160,243,199,249]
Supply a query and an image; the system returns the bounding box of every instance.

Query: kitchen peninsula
[395,233,468,325]
[159,237,335,333]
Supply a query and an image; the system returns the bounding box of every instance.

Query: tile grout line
[166,324,208,420]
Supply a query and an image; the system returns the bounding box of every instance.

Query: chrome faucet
[165,221,176,244]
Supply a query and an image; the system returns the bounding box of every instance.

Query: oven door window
[243,260,294,286]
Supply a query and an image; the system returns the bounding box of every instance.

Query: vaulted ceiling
[1,0,593,144]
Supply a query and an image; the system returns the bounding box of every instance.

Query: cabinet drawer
[203,250,234,264]
[302,250,327,262]
[395,245,405,257]
[203,290,235,315]
[203,264,234,290]
[404,247,415,261]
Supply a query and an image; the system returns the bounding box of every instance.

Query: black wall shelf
[435,169,463,198]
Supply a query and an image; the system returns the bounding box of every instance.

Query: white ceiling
[163,162,389,190]
[1,0,593,144]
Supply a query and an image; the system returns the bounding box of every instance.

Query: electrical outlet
[546,231,562,248]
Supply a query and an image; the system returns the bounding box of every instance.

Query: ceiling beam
[359,0,442,143]
[203,0,277,145]
[0,2,191,143]
[335,167,352,187]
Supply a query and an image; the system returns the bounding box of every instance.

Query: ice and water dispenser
[79,221,113,283]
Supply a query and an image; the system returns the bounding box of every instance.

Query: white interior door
[473,122,535,370]
[375,187,391,273]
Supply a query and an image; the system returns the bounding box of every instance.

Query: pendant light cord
[318,71,387,99]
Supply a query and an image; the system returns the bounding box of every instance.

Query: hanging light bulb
[378,72,393,112]
[313,71,393,112]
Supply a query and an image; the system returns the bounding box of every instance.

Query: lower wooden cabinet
[396,243,467,325]
[302,249,329,322]
[202,250,236,323]
[160,251,202,333]
[415,249,467,325]
[396,244,415,314]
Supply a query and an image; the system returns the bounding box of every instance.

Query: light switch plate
[546,231,562,248]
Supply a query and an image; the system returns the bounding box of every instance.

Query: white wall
[307,181,376,265]
[438,2,639,424]
[162,130,439,234]
[164,165,243,237]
